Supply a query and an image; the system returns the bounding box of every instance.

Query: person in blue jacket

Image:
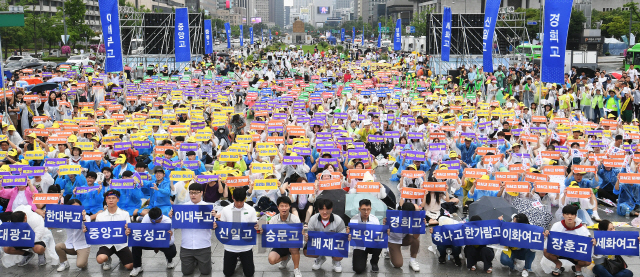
[140,166,173,217]
[109,170,144,221]
[456,137,478,166]
[182,151,206,175]
[596,163,622,203]
[56,173,88,203]
[72,171,105,220]
[112,154,135,179]
[80,154,112,175]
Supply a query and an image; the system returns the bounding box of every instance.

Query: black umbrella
[468,196,517,220]
[29,82,58,93]
[216,52,230,57]
[316,189,349,223]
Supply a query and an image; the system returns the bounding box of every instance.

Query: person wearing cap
[467,174,500,202]
[214,187,258,277]
[127,207,177,276]
[178,182,215,275]
[180,150,206,175]
[86,189,134,271]
[140,166,172,217]
[456,136,478,166]
[263,196,303,277]
[71,171,105,220]
[6,125,23,146]
[604,89,621,118]
[55,169,88,203]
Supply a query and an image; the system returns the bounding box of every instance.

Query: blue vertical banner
[204,19,213,55]
[393,19,402,51]
[341,28,345,42]
[482,0,501,73]
[353,27,355,42]
[377,22,381,48]
[225,22,231,49]
[441,7,452,62]
[362,26,365,46]
[239,25,244,46]
[269,29,272,40]
[541,0,574,83]
[250,27,254,45]
[98,0,123,72]
[174,7,191,63]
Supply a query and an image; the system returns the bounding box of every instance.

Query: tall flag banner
[204,19,213,55]
[174,7,191,62]
[225,22,231,49]
[250,27,254,44]
[261,28,264,42]
[393,19,402,51]
[482,0,501,72]
[98,0,123,72]
[341,28,345,42]
[269,29,272,40]
[441,7,452,62]
[240,25,244,46]
[353,27,355,42]
[362,26,365,46]
[541,0,574,83]
[377,22,381,48]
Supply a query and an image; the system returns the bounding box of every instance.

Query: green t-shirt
[606,97,618,111]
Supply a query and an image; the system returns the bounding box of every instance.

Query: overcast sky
[285,0,292,6]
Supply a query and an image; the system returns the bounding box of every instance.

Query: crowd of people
[0,43,638,277]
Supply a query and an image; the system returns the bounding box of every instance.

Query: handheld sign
[45,205,84,229]
[254,179,278,190]
[546,231,592,262]
[215,221,257,246]
[307,231,349,258]
[423,182,447,192]
[33,193,61,204]
[84,221,127,245]
[355,182,380,193]
[172,205,215,229]
[225,176,250,187]
[594,231,640,256]
[349,223,388,249]
[262,223,304,248]
[0,222,35,247]
[386,210,426,234]
[127,223,172,248]
[59,165,82,175]
[401,187,426,199]
[289,183,315,194]
[318,179,341,190]
[565,187,592,199]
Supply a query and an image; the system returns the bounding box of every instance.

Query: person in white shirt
[214,187,259,277]
[179,183,214,275]
[543,205,592,276]
[265,196,302,277]
[127,207,177,276]
[86,189,133,271]
[56,199,91,271]
[347,199,383,273]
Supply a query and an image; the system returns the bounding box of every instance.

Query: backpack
[255,196,277,212]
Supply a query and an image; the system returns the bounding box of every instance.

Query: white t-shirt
[12,190,29,211]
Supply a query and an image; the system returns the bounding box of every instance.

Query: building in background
[285,6,291,27]
[269,0,285,27]
[387,0,412,25]
[255,0,270,22]
[354,0,384,23]
[185,0,201,11]
[336,0,352,9]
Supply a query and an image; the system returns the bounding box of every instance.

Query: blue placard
[127,223,172,248]
[541,0,573,84]
[44,204,84,229]
[349,223,388,248]
[462,220,502,245]
[84,221,127,245]
[0,222,35,247]
[204,19,213,54]
[98,0,124,72]
[386,210,426,234]
[172,204,215,229]
[250,27,254,44]
[546,231,593,262]
[499,222,545,250]
[174,8,191,63]
[441,7,452,62]
[482,0,501,73]
[182,160,200,170]
[215,221,257,246]
[594,231,640,256]
[261,223,304,248]
[431,223,465,246]
[307,231,349,258]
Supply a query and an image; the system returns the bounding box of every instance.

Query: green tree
[60,0,94,48]
[568,9,587,43]
[410,9,433,37]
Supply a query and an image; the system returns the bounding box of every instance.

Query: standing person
[348,199,383,273]
[127,207,177,276]
[543,205,592,276]
[215,187,258,277]
[387,202,422,272]
[265,196,302,277]
[463,215,496,273]
[303,198,347,272]
[179,183,213,276]
[499,214,536,276]
[87,189,134,271]
[56,199,91,272]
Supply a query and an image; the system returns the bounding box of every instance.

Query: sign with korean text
[45,204,83,229]
[349,223,388,248]
[546,231,593,262]
[215,221,257,246]
[386,210,425,234]
[172,205,215,229]
[594,231,639,256]
[307,231,349,258]
[127,223,171,248]
[261,223,304,248]
[0,222,35,247]
[84,221,127,245]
